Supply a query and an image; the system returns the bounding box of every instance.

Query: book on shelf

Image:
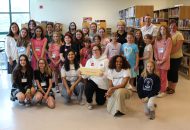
[180,31,190,42]
[178,19,190,29]
[169,8,179,17]
[125,7,135,18]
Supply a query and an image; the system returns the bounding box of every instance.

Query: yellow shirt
[170,31,184,58]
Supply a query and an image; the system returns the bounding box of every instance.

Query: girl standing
[17,27,31,57]
[11,54,35,106]
[31,26,47,70]
[80,38,92,67]
[5,22,19,74]
[137,60,160,120]
[98,27,110,52]
[61,49,84,104]
[34,58,55,109]
[154,25,172,97]
[91,35,101,48]
[104,32,121,60]
[106,55,132,116]
[135,29,145,75]
[48,32,61,93]
[140,34,153,67]
[121,32,139,91]
[28,20,37,39]
[59,33,73,63]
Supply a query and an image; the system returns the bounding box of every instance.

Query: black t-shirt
[60,44,73,58]
[12,67,33,91]
[116,31,127,44]
[34,70,52,88]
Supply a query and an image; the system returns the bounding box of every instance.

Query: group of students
[5,15,184,120]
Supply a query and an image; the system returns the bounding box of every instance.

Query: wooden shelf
[180,64,189,69]
[183,52,190,56]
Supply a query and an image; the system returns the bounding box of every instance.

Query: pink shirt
[31,38,47,57]
[49,43,60,61]
[154,38,172,70]
[80,47,91,67]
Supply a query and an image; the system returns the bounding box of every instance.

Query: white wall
[30,0,190,33]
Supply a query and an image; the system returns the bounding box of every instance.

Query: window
[0,0,30,38]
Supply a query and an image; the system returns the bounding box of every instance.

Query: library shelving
[119,5,154,29]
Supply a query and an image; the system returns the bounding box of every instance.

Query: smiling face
[98,28,105,37]
[21,29,28,38]
[126,34,134,43]
[53,33,60,42]
[67,51,75,62]
[144,16,151,26]
[29,21,36,30]
[146,62,154,74]
[20,56,27,67]
[160,26,167,36]
[115,57,123,71]
[35,28,42,38]
[135,30,141,39]
[38,59,45,70]
[92,46,101,59]
[76,31,82,40]
[46,24,53,33]
[64,35,71,44]
[11,24,19,35]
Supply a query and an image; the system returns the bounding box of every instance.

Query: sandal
[167,88,175,94]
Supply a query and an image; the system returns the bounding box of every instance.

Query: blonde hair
[52,31,62,45]
[141,60,159,78]
[38,58,51,76]
[117,20,126,26]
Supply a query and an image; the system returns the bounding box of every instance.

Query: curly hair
[108,55,130,69]
[64,49,79,71]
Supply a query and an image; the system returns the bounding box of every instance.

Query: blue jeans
[61,81,84,104]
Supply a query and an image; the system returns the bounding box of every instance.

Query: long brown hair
[17,27,30,47]
[37,58,51,76]
[156,25,171,41]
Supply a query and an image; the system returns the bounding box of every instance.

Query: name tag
[52,53,56,58]
[21,78,27,83]
[158,48,164,53]
[41,82,46,87]
[35,47,40,51]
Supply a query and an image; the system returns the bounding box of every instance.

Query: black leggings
[85,79,107,105]
[167,58,182,83]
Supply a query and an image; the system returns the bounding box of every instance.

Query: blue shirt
[121,43,139,67]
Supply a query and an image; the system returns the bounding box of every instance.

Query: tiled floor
[0,70,190,130]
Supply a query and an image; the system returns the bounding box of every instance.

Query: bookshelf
[119,5,154,29]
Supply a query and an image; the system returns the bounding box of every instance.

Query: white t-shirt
[141,24,158,37]
[107,69,131,86]
[61,64,79,85]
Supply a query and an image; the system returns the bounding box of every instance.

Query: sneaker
[87,103,93,110]
[114,111,125,117]
[18,101,25,106]
[25,99,31,107]
[157,92,166,98]
[149,110,155,120]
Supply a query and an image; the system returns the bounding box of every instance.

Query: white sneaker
[87,103,93,110]
[157,92,166,98]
